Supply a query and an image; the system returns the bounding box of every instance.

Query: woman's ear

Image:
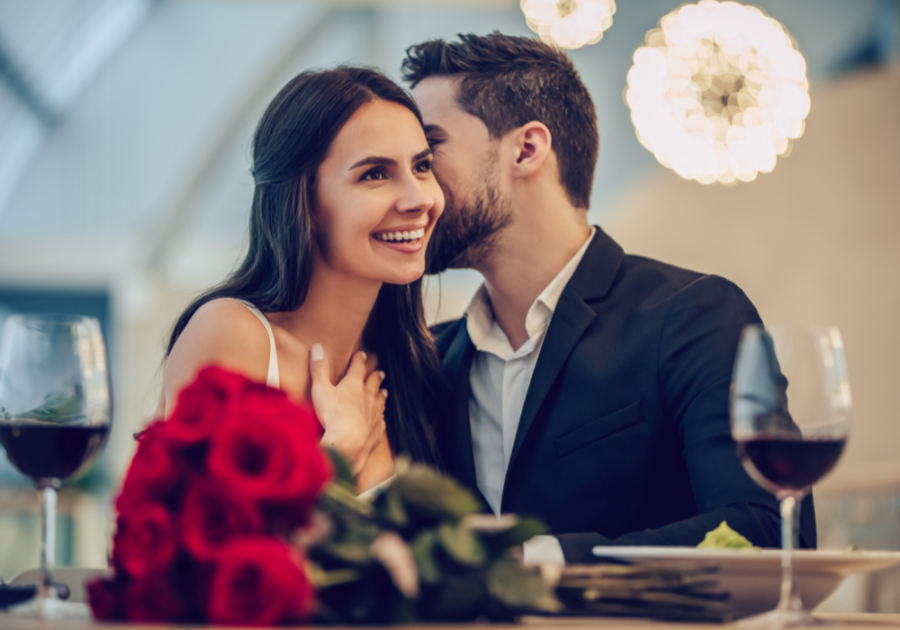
[510,121,552,180]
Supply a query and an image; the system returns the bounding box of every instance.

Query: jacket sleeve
[556,275,816,563]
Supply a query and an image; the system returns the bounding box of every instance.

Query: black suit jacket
[434,227,816,563]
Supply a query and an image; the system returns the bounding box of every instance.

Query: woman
[157,67,445,491]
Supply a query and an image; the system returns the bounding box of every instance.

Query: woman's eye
[414,159,433,174]
[361,168,387,181]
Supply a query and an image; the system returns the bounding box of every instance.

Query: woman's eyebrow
[349,156,396,170]
[350,148,432,171]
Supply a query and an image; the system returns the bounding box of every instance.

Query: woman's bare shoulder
[265,312,313,400]
[162,298,271,413]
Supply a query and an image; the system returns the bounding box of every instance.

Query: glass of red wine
[0,314,111,619]
[731,324,850,627]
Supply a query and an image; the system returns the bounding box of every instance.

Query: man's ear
[510,121,552,180]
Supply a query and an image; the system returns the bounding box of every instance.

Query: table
[4,614,900,629]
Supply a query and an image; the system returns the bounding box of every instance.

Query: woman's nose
[395,178,435,214]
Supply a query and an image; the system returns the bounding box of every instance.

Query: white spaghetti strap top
[233,299,280,389]
[231,299,395,496]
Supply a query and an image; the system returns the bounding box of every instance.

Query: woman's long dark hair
[167,67,442,465]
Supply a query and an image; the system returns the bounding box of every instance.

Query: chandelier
[521,0,616,50]
[625,1,810,184]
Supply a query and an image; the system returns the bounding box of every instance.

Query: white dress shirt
[466,227,597,515]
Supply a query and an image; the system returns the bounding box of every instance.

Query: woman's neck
[276,262,381,384]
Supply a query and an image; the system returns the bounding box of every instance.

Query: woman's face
[314,99,444,285]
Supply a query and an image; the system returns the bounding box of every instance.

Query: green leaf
[437,522,487,568]
[377,486,409,528]
[433,575,488,619]
[325,447,355,485]
[389,596,418,624]
[495,516,547,547]
[394,465,482,519]
[411,530,442,585]
[321,538,373,564]
[322,481,375,519]
[309,566,363,588]
[486,558,562,613]
[316,520,381,565]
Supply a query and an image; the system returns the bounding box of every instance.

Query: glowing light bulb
[625,0,810,185]
[521,0,616,50]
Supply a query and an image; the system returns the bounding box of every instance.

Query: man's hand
[309,344,387,475]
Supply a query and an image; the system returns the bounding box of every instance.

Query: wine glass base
[6,596,92,620]
[738,608,833,628]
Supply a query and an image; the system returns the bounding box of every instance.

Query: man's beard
[426,166,512,274]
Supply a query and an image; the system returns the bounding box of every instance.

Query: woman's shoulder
[164,298,272,405]
[185,298,271,347]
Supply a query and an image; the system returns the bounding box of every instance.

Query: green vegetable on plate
[697,521,757,549]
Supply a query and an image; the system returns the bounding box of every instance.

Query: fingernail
[382,389,389,399]
[311,344,324,362]
[360,351,367,360]
[378,371,386,380]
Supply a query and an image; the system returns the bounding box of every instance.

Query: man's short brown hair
[402,32,599,209]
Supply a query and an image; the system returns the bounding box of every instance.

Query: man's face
[413,77,512,273]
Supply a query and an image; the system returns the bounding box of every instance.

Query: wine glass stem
[38,483,58,600]
[777,493,804,612]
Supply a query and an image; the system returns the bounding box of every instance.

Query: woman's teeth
[376,228,425,242]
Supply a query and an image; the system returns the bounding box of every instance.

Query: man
[401,32,815,563]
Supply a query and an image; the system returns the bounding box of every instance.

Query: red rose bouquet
[88,366,332,625]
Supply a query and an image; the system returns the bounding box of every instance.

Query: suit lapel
[503,228,625,498]
[505,291,595,478]
[441,321,479,492]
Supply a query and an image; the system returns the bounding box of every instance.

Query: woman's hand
[309,344,387,475]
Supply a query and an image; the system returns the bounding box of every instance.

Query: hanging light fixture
[521,0,616,50]
[625,0,810,185]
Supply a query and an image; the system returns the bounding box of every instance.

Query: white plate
[591,546,900,617]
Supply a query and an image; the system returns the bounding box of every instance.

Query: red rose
[180,476,262,559]
[206,392,331,511]
[112,503,178,578]
[165,366,248,445]
[87,578,123,621]
[207,538,313,625]
[125,577,186,622]
[117,421,185,511]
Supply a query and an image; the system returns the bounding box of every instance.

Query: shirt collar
[465,226,597,352]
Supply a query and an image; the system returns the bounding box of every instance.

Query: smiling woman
[314,99,441,286]
[158,67,445,491]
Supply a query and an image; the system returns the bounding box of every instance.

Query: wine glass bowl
[731,324,850,628]
[0,314,112,618]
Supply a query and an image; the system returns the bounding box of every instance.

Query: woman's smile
[315,98,444,285]
[372,223,428,253]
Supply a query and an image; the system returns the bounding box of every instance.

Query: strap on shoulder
[232,299,280,389]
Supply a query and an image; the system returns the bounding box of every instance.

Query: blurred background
[0,0,897,612]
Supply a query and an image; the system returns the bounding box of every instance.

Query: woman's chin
[378,265,426,286]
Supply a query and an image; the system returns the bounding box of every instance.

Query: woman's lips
[371,226,428,254]
[372,235,425,254]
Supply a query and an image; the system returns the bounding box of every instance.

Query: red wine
[0,423,109,481]
[738,437,845,491]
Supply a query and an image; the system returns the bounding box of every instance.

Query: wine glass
[0,314,112,619]
[731,324,850,627]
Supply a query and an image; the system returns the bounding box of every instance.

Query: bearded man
[402,32,815,563]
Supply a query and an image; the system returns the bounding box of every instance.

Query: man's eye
[361,168,387,181]
[414,159,433,174]
[427,138,445,148]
